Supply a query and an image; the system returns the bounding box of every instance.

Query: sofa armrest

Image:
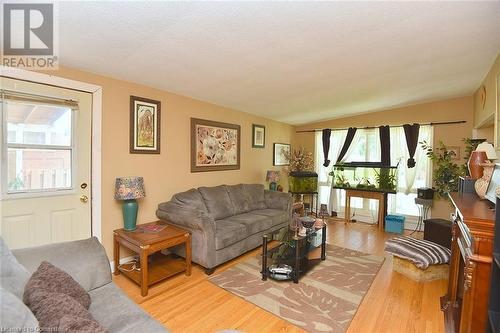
[12,237,111,292]
[156,202,215,234]
[265,190,292,212]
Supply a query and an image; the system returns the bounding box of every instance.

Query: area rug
[209,244,384,333]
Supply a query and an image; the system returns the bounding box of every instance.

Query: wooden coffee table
[113,220,191,296]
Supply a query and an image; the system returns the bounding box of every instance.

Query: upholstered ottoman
[385,236,451,282]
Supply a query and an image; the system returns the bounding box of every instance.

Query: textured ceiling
[59,1,500,125]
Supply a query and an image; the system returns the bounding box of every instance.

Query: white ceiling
[59,1,500,125]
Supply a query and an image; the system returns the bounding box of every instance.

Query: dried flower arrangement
[284,148,314,173]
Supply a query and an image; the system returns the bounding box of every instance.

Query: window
[315,125,433,221]
[3,100,74,194]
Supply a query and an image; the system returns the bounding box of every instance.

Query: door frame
[1,66,103,241]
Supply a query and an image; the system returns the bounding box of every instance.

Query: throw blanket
[385,236,451,269]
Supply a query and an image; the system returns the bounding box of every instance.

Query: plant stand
[344,189,387,230]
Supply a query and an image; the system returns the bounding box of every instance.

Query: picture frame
[191,118,240,172]
[252,124,265,148]
[447,146,460,160]
[273,143,291,166]
[130,96,161,154]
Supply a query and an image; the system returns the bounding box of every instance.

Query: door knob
[80,195,89,203]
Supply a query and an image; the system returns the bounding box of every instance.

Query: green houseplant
[420,140,463,198]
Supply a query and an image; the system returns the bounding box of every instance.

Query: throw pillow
[0,237,31,299]
[26,289,106,333]
[24,261,91,309]
[0,287,39,332]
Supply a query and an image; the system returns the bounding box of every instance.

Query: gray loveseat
[156,183,292,274]
[0,237,168,333]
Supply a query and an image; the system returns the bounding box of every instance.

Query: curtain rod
[295,120,466,133]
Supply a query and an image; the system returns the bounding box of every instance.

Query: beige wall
[474,53,500,128]
[295,96,474,219]
[39,67,294,257]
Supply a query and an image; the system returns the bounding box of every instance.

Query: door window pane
[7,148,72,192]
[6,103,72,146]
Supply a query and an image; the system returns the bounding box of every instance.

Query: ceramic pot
[468,151,487,179]
[474,162,495,199]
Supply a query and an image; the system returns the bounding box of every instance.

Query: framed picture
[273,143,290,166]
[130,96,161,154]
[252,124,265,148]
[447,146,460,160]
[191,118,240,172]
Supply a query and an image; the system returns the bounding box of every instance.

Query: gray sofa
[156,183,292,274]
[0,236,169,333]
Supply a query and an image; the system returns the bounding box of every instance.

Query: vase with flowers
[284,148,318,193]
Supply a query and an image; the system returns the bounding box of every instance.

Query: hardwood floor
[113,221,447,333]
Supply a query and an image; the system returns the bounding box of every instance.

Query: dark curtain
[322,129,332,167]
[379,125,391,166]
[403,123,420,168]
[336,127,357,163]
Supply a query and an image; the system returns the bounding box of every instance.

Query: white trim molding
[1,65,103,241]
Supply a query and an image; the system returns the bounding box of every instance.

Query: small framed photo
[252,124,265,148]
[447,146,460,160]
[273,143,290,166]
[130,96,161,154]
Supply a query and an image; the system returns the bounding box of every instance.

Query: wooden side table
[113,220,191,296]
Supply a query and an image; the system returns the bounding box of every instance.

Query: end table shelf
[117,252,187,287]
[113,220,191,296]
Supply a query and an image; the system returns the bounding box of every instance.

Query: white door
[0,77,92,249]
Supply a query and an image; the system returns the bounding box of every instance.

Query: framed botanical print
[273,143,290,166]
[191,118,240,172]
[252,124,265,148]
[130,96,161,154]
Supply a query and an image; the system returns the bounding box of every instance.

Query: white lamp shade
[475,142,497,160]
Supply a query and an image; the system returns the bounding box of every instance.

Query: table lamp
[266,170,280,191]
[474,142,497,199]
[114,177,145,231]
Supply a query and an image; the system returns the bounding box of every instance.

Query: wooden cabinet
[441,192,495,333]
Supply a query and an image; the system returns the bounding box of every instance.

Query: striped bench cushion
[385,236,451,269]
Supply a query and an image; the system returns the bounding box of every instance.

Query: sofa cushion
[220,213,273,235]
[13,237,111,292]
[199,185,235,220]
[169,188,207,213]
[89,283,169,333]
[24,261,91,309]
[0,287,39,332]
[251,209,290,226]
[243,184,266,210]
[214,220,247,250]
[0,237,30,299]
[26,289,105,333]
[226,184,251,214]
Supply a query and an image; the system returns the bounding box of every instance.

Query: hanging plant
[420,140,464,198]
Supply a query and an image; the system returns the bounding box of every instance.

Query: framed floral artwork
[130,96,161,154]
[252,124,265,148]
[191,118,240,172]
[273,143,290,166]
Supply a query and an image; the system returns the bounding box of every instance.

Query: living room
[1,1,500,333]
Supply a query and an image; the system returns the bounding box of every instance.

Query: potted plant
[420,140,464,198]
[284,148,318,193]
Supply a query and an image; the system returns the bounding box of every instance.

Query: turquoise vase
[122,199,138,231]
